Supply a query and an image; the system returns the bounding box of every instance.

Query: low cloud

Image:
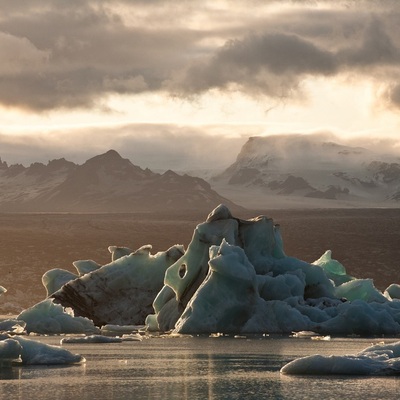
[0,124,252,171]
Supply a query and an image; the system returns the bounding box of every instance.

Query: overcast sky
[1,0,400,170]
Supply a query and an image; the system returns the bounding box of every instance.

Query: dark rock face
[228,168,261,184]
[268,175,315,195]
[368,161,400,183]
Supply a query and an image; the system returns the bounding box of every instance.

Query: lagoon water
[1,335,400,399]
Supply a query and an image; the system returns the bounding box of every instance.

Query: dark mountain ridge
[0,150,238,212]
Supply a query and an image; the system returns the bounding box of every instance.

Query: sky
[1,0,400,170]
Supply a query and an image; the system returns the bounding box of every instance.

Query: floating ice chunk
[384,284,400,300]
[13,336,85,365]
[146,285,181,332]
[121,333,143,341]
[154,207,284,332]
[335,279,387,303]
[291,330,318,338]
[0,339,22,366]
[281,341,400,375]
[108,246,133,261]
[206,204,233,222]
[316,300,400,335]
[101,324,143,335]
[0,319,26,334]
[174,240,259,334]
[42,268,78,297]
[313,250,354,286]
[73,260,101,275]
[311,335,331,340]
[18,299,99,335]
[61,335,122,344]
[0,286,6,295]
[52,244,184,326]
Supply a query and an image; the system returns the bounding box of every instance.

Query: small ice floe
[157,332,193,339]
[291,331,318,338]
[234,335,247,339]
[311,335,331,341]
[0,319,26,334]
[0,339,22,367]
[101,324,144,336]
[18,299,99,335]
[121,333,143,342]
[61,335,123,344]
[280,340,400,375]
[209,333,225,338]
[12,336,85,365]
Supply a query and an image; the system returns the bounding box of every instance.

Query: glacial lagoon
[1,335,400,400]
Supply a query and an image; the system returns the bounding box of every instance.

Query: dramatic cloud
[168,32,338,99]
[1,1,400,111]
[0,1,208,110]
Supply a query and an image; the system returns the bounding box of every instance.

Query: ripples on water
[1,335,400,399]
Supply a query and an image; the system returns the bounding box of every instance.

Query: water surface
[1,335,400,399]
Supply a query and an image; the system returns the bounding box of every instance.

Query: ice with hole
[4,204,400,337]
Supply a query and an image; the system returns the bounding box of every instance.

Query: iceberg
[0,339,22,366]
[148,205,400,335]
[13,204,400,336]
[17,299,99,335]
[0,319,26,334]
[52,244,185,326]
[281,341,400,375]
[384,283,400,300]
[0,335,84,366]
[72,259,101,275]
[42,268,78,297]
[13,336,85,365]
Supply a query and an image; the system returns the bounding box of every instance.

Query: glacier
[2,204,400,337]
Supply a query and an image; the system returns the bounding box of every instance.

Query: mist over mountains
[0,150,236,212]
[2,133,400,212]
[212,133,400,209]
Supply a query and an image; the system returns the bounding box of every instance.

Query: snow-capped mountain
[0,150,237,212]
[212,134,400,208]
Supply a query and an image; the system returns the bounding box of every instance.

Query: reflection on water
[0,336,400,399]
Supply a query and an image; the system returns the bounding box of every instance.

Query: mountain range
[2,134,400,212]
[0,150,236,212]
[211,133,400,209]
